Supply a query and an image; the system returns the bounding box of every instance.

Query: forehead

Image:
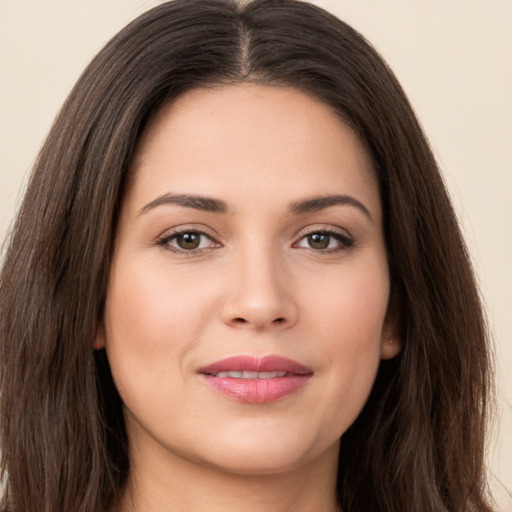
[128,84,379,217]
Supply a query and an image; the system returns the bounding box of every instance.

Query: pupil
[178,232,200,249]
[308,233,329,249]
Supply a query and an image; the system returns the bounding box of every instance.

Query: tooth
[214,370,289,378]
[215,371,242,378]
[262,371,288,378]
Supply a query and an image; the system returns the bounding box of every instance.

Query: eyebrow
[138,192,372,220]
[289,195,373,220]
[138,193,228,215]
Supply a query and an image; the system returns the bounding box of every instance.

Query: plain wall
[1,0,511,509]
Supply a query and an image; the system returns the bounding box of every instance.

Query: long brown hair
[0,1,493,510]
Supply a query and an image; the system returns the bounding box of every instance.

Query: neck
[118,438,340,512]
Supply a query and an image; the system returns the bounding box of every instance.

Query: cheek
[300,260,389,427]
[303,256,390,348]
[106,258,215,340]
[103,259,217,402]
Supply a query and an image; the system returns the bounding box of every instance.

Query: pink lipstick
[197,355,313,403]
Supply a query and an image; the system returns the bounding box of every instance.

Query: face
[98,84,399,477]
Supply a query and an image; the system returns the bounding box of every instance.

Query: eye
[294,230,353,252]
[158,230,219,252]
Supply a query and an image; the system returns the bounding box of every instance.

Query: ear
[94,323,106,350]
[381,335,401,360]
[380,292,401,360]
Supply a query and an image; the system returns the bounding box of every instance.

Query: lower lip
[200,375,311,403]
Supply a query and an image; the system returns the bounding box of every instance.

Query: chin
[197,448,315,476]
[183,424,338,476]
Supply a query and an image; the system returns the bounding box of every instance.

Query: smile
[198,355,313,403]
[213,370,289,378]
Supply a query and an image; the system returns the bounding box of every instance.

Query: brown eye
[307,233,330,250]
[159,230,217,252]
[176,232,202,250]
[294,230,353,252]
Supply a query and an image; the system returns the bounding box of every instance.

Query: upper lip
[198,355,313,376]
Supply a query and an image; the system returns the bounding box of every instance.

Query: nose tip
[221,264,298,331]
[229,315,289,329]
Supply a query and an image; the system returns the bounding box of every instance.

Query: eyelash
[157,228,219,255]
[156,227,354,255]
[292,229,354,253]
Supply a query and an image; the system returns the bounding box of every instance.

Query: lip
[197,355,313,404]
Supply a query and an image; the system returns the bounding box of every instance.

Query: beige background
[1,0,510,508]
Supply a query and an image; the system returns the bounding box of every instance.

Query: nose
[221,247,298,331]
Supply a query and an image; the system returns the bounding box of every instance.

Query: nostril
[273,318,285,324]
[234,318,248,324]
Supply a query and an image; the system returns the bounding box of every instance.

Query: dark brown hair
[0,1,493,510]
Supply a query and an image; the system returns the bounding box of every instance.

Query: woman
[0,0,494,511]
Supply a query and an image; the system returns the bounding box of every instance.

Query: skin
[97,84,400,512]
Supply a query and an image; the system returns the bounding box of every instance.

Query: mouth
[210,370,289,378]
[197,355,313,403]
